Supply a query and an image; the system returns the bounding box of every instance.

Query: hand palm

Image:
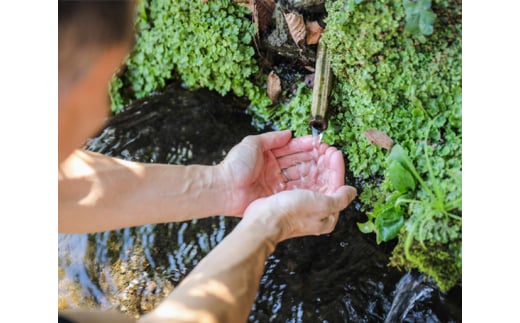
[221,133,345,215]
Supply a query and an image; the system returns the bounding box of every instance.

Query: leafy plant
[358,124,461,242]
[109,0,271,113]
[357,125,461,292]
[249,81,314,137]
[251,0,462,291]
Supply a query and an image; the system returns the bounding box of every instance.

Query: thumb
[254,130,292,151]
[329,185,357,211]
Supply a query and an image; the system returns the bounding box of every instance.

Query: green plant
[251,0,462,291]
[249,82,313,137]
[109,0,271,113]
[356,124,461,291]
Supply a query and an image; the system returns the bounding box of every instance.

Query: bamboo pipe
[309,41,333,132]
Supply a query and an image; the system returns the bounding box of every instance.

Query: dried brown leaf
[305,21,324,45]
[284,11,306,47]
[364,129,394,150]
[267,70,282,103]
[233,0,253,11]
[234,0,274,31]
[304,65,315,72]
[256,0,275,31]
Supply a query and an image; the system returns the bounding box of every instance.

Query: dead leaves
[234,0,275,32]
[231,0,325,102]
[284,12,306,47]
[267,71,282,103]
[284,12,324,47]
[255,0,275,31]
[305,21,324,45]
[364,129,394,150]
[235,0,324,47]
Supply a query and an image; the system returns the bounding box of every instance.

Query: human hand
[219,130,349,216]
[240,186,357,243]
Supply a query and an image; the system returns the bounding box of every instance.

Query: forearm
[59,149,232,233]
[139,218,279,323]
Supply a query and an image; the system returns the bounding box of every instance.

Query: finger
[277,151,315,169]
[286,179,313,190]
[270,180,287,194]
[329,185,357,211]
[283,160,323,190]
[324,146,338,161]
[328,150,345,188]
[285,174,321,190]
[283,161,313,180]
[272,135,320,157]
[248,130,292,152]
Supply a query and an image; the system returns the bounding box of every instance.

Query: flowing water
[58,83,461,322]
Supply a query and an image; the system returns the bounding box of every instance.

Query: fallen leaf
[256,0,275,31]
[234,0,252,11]
[234,0,274,31]
[284,11,306,47]
[267,70,282,103]
[304,65,315,72]
[305,21,324,45]
[364,129,394,150]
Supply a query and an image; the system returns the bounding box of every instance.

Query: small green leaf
[385,190,404,204]
[375,208,405,243]
[388,144,409,166]
[388,160,416,193]
[412,108,424,118]
[357,220,375,234]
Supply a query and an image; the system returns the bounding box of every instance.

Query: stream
[58,83,461,322]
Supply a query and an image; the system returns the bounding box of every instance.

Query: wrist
[240,199,284,246]
[235,216,279,255]
[212,163,240,216]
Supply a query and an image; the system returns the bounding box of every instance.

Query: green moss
[110,0,271,113]
[390,238,461,293]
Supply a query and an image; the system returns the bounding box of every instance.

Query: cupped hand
[241,186,357,243]
[219,130,350,216]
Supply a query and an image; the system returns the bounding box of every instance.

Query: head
[58,0,134,164]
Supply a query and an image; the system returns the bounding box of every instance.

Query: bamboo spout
[309,41,333,132]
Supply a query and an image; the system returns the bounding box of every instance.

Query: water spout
[309,41,333,132]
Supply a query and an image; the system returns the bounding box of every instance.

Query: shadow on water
[58,83,461,322]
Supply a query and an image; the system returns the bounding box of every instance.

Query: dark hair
[59,0,134,91]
